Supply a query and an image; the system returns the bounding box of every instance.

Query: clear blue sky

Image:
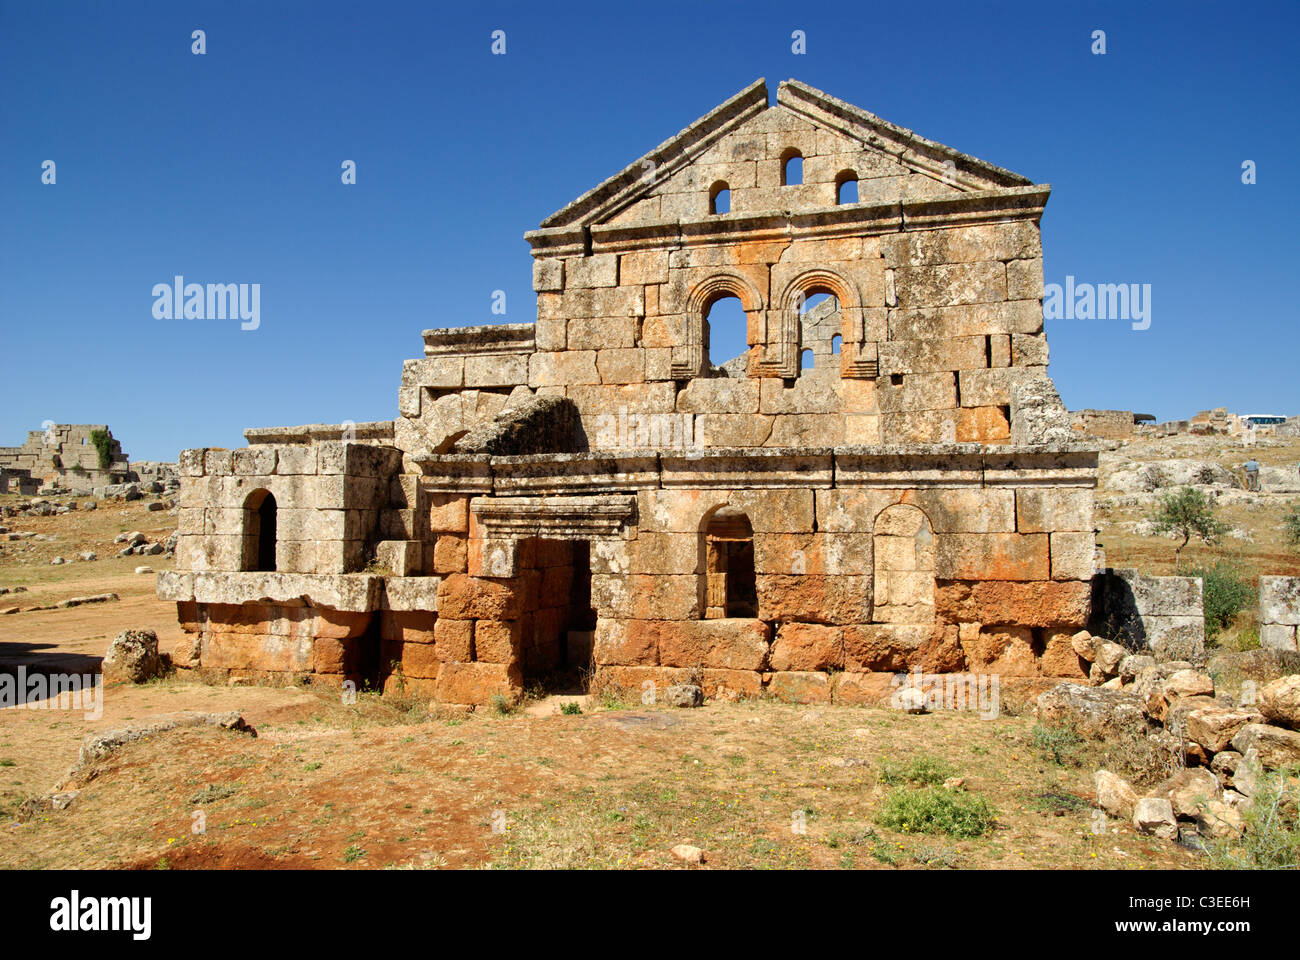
[2,1,1296,461]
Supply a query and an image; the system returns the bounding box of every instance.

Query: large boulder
[1036,683,1148,740]
[1259,675,1300,730]
[101,629,161,684]
[1183,705,1265,754]
[1229,723,1300,770]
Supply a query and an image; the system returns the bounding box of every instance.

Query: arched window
[836,170,859,205]
[709,181,730,215]
[705,294,747,372]
[831,334,842,355]
[780,148,803,186]
[702,507,756,619]
[800,348,814,371]
[242,489,277,572]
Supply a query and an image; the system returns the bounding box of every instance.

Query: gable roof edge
[538,78,769,229]
[777,79,1036,190]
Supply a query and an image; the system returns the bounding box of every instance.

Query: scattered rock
[896,687,929,714]
[1095,769,1139,819]
[49,556,65,565]
[664,684,703,708]
[1229,723,1300,769]
[1133,797,1178,840]
[1147,767,1220,819]
[670,844,705,865]
[1036,683,1147,739]
[1259,675,1300,730]
[50,791,78,811]
[134,565,153,575]
[102,629,161,684]
[77,551,97,562]
[1182,705,1264,754]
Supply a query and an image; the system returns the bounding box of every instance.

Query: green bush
[877,754,954,786]
[560,701,582,715]
[1147,486,1228,571]
[89,429,112,470]
[877,786,996,838]
[1032,722,1084,766]
[1285,504,1300,551]
[1186,560,1255,640]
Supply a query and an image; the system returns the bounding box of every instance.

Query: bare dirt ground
[2,429,1295,870]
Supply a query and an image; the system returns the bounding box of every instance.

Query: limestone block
[877,372,957,413]
[756,574,873,624]
[887,301,1043,341]
[562,286,643,319]
[676,378,760,414]
[694,414,772,447]
[403,357,464,389]
[768,414,844,447]
[1260,623,1298,651]
[569,316,636,350]
[532,257,564,292]
[630,531,702,576]
[433,617,473,661]
[591,574,702,620]
[535,315,566,352]
[1006,258,1044,300]
[1016,488,1095,533]
[375,540,422,577]
[936,533,1049,581]
[1051,531,1095,581]
[204,449,234,476]
[435,661,522,705]
[753,532,873,576]
[529,351,600,387]
[766,671,832,704]
[597,348,645,384]
[645,488,815,534]
[893,261,1006,308]
[759,373,841,414]
[651,619,771,671]
[957,367,1024,408]
[179,449,207,477]
[465,354,528,388]
[1260,577,1300,626]
[990,334,1011,367]
[1011,332,1049,367]
[274,446,317,476]
[843,414,881,444]
[437,574,522,621]
[619,250,669,286]
[912,488,1016,534]
[878,336,986,375]
[880,221,1040,266]
[770,623,843,671]
[233,447,277,476]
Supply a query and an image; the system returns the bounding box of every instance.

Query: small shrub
[1285,504,1300,550]
[560,701,582,715]
[342,844,366,864]
[877,786,996,839]
[488,693,515,716]
[877,754,954,786]
[189,783,237,804]
[1032,723,1083,766]
[1203,766,1300,869]
[1187,560,1255,640]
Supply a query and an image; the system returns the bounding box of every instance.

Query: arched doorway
[242,489,277,572]
[702,507,757,619]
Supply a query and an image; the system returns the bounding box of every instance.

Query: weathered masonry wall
[1089,568,1206,661]
[162,78,1101,706]
[1260,577,1300,651]
[0,424,129,487]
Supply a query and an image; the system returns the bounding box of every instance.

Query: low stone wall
[1089,568,1205,659]
[1259,577,1300,651]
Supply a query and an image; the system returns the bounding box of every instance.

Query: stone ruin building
[158,79,1101,706]
[0,424,129,491]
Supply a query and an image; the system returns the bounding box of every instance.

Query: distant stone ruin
[0,424,128,490]
[159,79,1101,706]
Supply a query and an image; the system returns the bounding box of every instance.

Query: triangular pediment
[538,79,1038,231]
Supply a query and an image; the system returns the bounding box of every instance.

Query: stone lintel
[422,324,536,358]
[157,571,382,613]
[470,494,639,544]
